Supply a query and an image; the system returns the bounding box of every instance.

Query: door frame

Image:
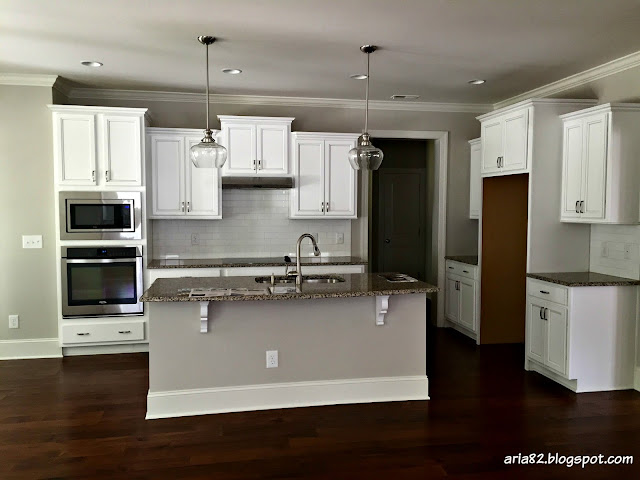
[359,130,449,327]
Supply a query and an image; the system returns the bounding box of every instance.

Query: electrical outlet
[9,315,19,329]
[601,243,609,258]
[335,232,344,244]
[625,244,633,260]
[22,235,42,249]
[191,233,200,246]
[266,350,278,368]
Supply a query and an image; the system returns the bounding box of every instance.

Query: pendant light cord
[205,42,210,132]
[364,51,370,133]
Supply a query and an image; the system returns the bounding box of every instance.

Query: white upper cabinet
[50,106,146,187]
[148,128,221,219]
[218,116,293,176]
[468,138,481,219]
[290,132,358,219]
[478,106,530,177]
[560,104,640,224]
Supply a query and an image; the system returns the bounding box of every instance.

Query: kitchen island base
[146,294,429,419]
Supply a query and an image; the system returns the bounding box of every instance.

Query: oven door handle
[63,258,138,263]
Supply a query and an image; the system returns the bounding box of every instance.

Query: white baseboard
[147,375,429,419]
[635,367,640,392]
[0,338,62,360]
[63,343,149,356]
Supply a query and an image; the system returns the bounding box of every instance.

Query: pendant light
[348,45,384,171]
[190,35,227,168]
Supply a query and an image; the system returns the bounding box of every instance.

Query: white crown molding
[0,73,58,87]
[494,50,640,110]
[64,86,492,113]
[478,98,597,120]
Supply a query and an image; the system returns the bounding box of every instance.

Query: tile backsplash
[152,190,352,259]
[590,224,640,280]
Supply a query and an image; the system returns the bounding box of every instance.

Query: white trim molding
[635,367,640,392]
[0,338,62,360]
[63,86,491,113]
[494,50,640,110]
[146,375,429,419]
[0,73,58,87]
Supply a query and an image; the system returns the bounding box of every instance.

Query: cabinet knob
[181,201,185,212]
[118,330,132,334]
[187,201,191,212]
[91,170,96,182]
[325,202,330,212]
[105,170,110,182]
[385,239,391,244]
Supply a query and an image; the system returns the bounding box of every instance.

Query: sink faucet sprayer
[288,233,320,285]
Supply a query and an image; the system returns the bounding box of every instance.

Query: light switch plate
[22,235,42,249]
[9,315,19,329]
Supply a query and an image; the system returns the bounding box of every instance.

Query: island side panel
[148,294,427,393]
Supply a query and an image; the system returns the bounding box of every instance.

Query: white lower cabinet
[444,260,479,341]
[525,278,637,392]
[61,321,145,345]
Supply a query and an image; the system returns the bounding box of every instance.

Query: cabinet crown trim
[48,104,148,116]
[468,138,481,145]
[477,98,596,121]
[559,102,640,119]
[218,115,294,124]
[147,127,220,136]
[292,132,360,139]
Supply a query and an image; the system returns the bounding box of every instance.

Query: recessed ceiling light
[391,94,420,100]
[81,61,103,67]
[222,68,242,74]
[350,74,368,80]
[468,79,486,85]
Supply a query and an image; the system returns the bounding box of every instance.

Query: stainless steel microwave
[59,191,142,240]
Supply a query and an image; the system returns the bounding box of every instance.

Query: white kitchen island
[140,274,437,419]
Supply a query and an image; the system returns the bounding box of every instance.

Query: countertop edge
[526,273,640,287]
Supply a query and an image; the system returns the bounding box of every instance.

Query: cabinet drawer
[528,280,567,306]
[445,261,477,280]
[62,321,145,345]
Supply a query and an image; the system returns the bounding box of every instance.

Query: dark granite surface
[527,272,640,287]
[140,273,438,302]
[147,256,368,269]
[445,255,479,266]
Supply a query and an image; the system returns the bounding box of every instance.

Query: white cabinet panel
[561,120,584,219]
[527,299,546,364]
[62,321,145,345]
[469,139,481,219]
[101,115,142,185]
[545,303,568,375]
[445,277,459,324]
[257,124,288,175]
[56,114,97,185]
[481,120,502,174]
[458,278,476,332]
[293,140,325,216]
[581,113,608,220]
[502,110,528,172]
[185,136,221,218]
[151,136,185,216]
[224,124,256,174]
[325,140,356,217]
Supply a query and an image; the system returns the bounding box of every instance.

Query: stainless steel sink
[255,275,345,284]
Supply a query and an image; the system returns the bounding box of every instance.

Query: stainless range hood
[222,177,294,189]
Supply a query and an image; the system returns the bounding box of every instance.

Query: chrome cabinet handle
[253,159,256,169]
[544,308,549,320]
[257,159,262,170]
[448,266,454,270]
[539,307,544,319]
[325,202,330,212]
[540,290,549,295]
[181,201,185,212]
[105,170,110,182]
[187,201,191,212]
[321,201,324,213]
[76,332,90,336]
[497,157,500,168]
[91,170,96,182]
[580,201,585,213]
[463,270,469,273]
[118,330,131,334]
[575,200,580,213]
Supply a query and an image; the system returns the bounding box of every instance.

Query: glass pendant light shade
[190,129,227,168]
[191,35,227,168]
[348,133,383,170]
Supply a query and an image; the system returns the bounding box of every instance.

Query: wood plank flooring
[1,328,639,479]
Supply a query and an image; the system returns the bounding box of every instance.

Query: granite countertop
[140,273,438,302]
[147,256,368,269]
[527,272,640,287]
[445,255,479,266]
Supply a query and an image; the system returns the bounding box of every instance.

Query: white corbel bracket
[200,301,210,333]
[376,295,390,326]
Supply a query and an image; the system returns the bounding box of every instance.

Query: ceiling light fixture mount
[348,45,384,171]
[190,35,227,168]
[81,61,103,67]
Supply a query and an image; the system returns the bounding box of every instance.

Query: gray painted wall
[0,85,58,341]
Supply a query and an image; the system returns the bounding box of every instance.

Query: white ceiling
[2,0,640,104]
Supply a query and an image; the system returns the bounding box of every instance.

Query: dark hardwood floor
[1,328,639,479]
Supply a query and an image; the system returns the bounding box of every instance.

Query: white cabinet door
[581,113,608,220]
[481,119,502,174]
[469,140,482,219]
[151,135,185,216]
[458,277,476,332]
[223,124,256,175]
[256,124,288,175]
[445,276,460,324]
[56,113,97,185]
[185,136,221,218]
[502,109,529,172]
[545,304,568,375]
[324,140,357,217]
[561,119,584,220]
[291,139,325,216]
[527,298,546,364]
[101,115,142,186]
